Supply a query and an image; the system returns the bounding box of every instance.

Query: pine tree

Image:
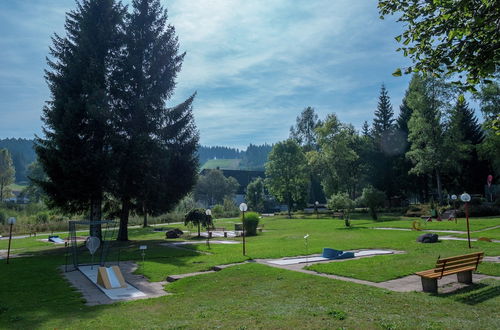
[112,0,198,240]
[447,96,487,192]
[397,92,413,136]
[372,84,395,139]
[36,0,125,238]
[361,121,371,137]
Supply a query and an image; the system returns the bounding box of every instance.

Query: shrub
[212,204,224,218]
[243,212,260,236]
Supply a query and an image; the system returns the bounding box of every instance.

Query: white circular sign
[239,203,248,212]
[86,236,101,255]
[205,209,212,216]
[451,195,457,200]
[460,193,471,202]
[7,217,16,225]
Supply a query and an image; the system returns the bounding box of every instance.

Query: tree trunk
[0,182,3,201]
[198,222,201,237]
[435,169,443,203]
[117,198,130,241]
[142,202,148,228]
[287,194,292,219]
[89,197,102,239]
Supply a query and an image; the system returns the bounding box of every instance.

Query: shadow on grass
[437,282,500,305]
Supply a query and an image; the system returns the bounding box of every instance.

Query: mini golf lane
[79,265,146,300]
[266,249,396,265]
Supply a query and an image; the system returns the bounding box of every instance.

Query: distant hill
[0,138,36,183]
[201,159,241,170]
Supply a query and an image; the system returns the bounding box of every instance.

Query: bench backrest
[434,252,484,277]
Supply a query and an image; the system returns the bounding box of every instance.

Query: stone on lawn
[416,233,439,243]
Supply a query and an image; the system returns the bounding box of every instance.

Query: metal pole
[242,210,246,256]
[6,223,13,264]
[465,202,471,249]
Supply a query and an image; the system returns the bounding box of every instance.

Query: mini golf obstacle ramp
[48,236,65,244]
[266,249,395,265]
[79,265,146,300]
[97,266,126,289]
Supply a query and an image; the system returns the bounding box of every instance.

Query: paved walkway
[373,224,500,235]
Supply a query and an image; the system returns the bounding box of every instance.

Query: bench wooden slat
[436,252,483,264]
[434,256,483,270]
[416,252,483,279]
[417,266,477,279]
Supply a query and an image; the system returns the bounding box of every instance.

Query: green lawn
[1,215,499,328]
[360,216,500,231]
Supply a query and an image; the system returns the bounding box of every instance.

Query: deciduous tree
[379,0,500,89]
[265,139,309,218]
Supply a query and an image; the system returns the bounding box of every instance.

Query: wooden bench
[415,252,484,293]
[207,227,227,238]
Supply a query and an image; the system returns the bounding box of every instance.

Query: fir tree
[36,0,125,237]
[397,92,413,136]
[361,121,371,137]
[112,0,198,240]
[372,84,395,139]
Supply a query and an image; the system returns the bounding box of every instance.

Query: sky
[0,0,415,150]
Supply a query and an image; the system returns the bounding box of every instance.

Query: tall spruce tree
[447,96,487,192]
[36,0,125,237]
[372,84,395,139]
[371,84,398,197]
[406,74,456,202]
[112,0,198,240]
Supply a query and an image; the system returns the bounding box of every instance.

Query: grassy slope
[200,158,241,170]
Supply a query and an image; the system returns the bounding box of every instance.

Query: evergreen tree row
[36,0,198,240]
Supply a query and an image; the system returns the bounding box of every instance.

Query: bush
[243,212,260,236]
[212,204,224,218]
[327,193,353,213]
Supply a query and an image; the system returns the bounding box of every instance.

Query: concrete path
[440,236,500,243]
[61,261,169,306]
[254,257,500,293]
[373,224,500,235]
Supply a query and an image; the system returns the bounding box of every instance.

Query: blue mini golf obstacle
[322,248,355,260]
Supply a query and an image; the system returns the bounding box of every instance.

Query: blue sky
[0,0,414,149]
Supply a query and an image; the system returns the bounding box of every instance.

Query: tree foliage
[265,139,309,218]
[379,0,500,89]
[194,169,239,206]
[0,149,15,201]
[36,0,125,237]
[308,114,362,198]
[184,208,212,237]
[290,107,321,151]
[361,186,385,220]
[246,177,266,212]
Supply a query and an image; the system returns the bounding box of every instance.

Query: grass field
[1,215,499,329]
[200,158,241,170]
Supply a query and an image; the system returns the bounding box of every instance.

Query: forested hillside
[0,138,36,182]
[0,139,272,182]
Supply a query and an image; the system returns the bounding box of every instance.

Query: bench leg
[457,270,472,284]
[421,277,438,293]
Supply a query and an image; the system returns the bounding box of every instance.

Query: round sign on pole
[205,209,212,216]
[86,236,101,255]
[451,195,457,200]
[460,193,471,202]
[239,203,248,212]
[7,217,16,225]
